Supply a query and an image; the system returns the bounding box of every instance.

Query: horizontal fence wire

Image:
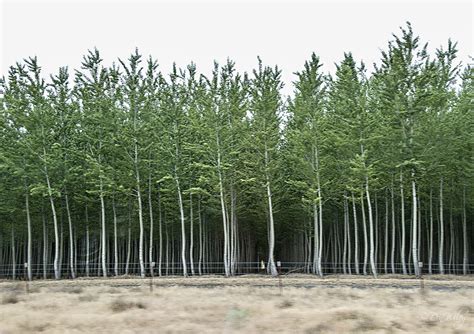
[0,262,472,279]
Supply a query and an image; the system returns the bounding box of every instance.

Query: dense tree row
[0,24,472,279]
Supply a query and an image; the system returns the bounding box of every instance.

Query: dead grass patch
[109,298,147,312]
[277,299,294,308]
[78,293,99,302]
[1,294,19,304]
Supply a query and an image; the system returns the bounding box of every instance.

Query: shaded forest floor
[0,275,473,333]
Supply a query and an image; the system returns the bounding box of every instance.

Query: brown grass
[0,275,472,333]
[1,294,19,305]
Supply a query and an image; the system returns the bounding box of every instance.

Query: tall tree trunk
[264,145,278,277]
[411,175,420,277]
[439,177,444,274]
[65,193,75,279]
[384,191,389,274]
[135,154,145,278]
[351,193,360,275]
[400,171,407,274]
[25,181,32,281]
[360,193,368,276]
[85,206,90,278]
[42,209,48,279]
[112,197,119,276]
[390,181,396,274]
[449,203,454,274]
[125,203,131,275]
[343,195,348,275]
[462,186,468,275]
[175,174,188,277]
[148,175,154,275]
[316,146,323,277]
[347,197,352,275]
[217,138,230,277]
[312,203,319,275]
[198,195,203,276]
[189,193,195,275]
[99,189,107,277]
[158,188,163,277]
[230,187,238,275]
[429,189,433,274]
[11,227,16,280]
[44,162,60,280]
[365,178,377,278]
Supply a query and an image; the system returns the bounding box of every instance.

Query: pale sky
[1,0,472,96]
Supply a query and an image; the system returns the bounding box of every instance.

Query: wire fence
[0,261,472,279]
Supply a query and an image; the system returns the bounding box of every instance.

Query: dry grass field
[0,275,472,333]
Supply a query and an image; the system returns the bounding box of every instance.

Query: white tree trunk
[65,193,75,279]
[158,188,163,277]
[125,209,131,275]
[198,195,203,276]
[384,192,389,274]
[25,182,32,281]
[135,146,145,278]
[400,171,407,274]
[365,180,377,278]
[85,207,90,277]
[462,186,468,275]
[189,193,195,275]
[175,174,188,277]
[429,189,433,274]
[343,196,348,275]
[411,175,420,277]
[390,182,396,274]
[217,140,230,277]
[99,185,107,278]
[360,194,368,275]
[439,177,444,274]
[264,145,278,277]
[11,227,16,280]
[351,193,359,275]
[148,175,154,276]
[347,197,352,275]
[112,197,118,276]
[312,203,319,275]
[316,147,323,277]
[45,168,60,280]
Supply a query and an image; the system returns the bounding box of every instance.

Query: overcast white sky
[1,0,472,95]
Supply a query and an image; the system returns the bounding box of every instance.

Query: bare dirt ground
[0,274,473,333]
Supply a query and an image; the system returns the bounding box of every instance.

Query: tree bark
[25,181,32,281]
[217,136,230,277]
[175,174,188,277]
[148,175,154,276]
[400,171,407,274]
[112,197,118,276]
[189,193,195,275]
[439,177,444,274]
[365,179,377,278]
[264,145,278,277]
[158,187,163,277]
[351,193,360,275]
[360,193,368,276]
[462,186,468,275]
[429,189,433,274]
[65,192,75,279]
[384,191,389,274]
[411,175,420,277]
